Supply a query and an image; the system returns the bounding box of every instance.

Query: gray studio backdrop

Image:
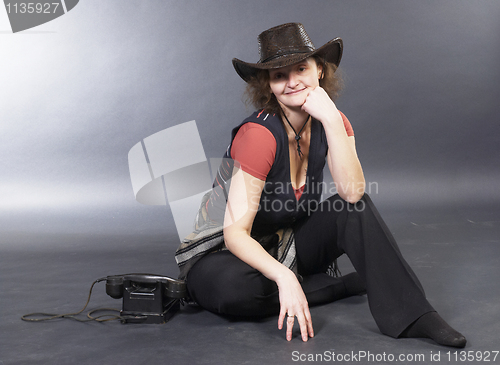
[1,0,499,246]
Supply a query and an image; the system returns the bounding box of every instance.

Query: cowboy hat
[232,22,343,82]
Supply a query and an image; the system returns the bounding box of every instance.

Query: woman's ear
[318,64,324,80]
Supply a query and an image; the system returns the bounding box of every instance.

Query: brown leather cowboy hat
[232,22,343,82]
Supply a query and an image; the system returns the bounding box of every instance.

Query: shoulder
[238,110,283,137]
[236,122,275,141]
[232,122,276,158]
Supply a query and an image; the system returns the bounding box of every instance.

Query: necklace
[281,110,310,159]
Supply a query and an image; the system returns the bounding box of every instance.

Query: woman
[175,23,466,347]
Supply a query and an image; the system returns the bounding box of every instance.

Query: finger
[286,314,294,341]
[296,313,309,342]
[301,98,310,112]
[304,307,314,338]
[278,308,287,330]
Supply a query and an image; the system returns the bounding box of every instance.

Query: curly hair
[244,56,343,115]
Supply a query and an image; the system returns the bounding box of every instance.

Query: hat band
[259,48,314,64]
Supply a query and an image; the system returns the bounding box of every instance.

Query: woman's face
[268,57,322,111]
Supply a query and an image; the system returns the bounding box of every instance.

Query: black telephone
[105,274,187,324]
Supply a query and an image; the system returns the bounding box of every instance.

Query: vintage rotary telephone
[105,274,187,324]
[22,274,188,324]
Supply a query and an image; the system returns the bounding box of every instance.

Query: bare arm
[223,167,314,342]
[302,87,365,203]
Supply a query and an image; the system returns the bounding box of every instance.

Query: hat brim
[232,37,343,82]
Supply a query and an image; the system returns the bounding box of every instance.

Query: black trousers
[187,194,434,338]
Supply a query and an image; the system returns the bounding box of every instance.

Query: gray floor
[2,202,500,365]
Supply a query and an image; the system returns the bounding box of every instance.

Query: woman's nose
[287,72,299,87]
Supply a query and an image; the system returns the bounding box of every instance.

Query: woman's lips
[285,88,306,95]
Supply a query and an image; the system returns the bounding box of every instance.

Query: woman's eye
[274,73,283,79]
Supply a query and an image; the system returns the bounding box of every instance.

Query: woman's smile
[285,88,307,95]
